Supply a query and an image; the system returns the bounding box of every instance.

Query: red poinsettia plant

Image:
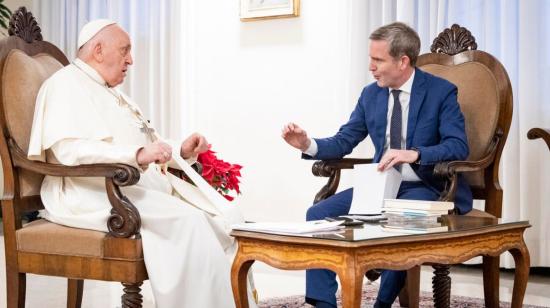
[198,145,242,201]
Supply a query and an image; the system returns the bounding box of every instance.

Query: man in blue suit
[282,22,472,308]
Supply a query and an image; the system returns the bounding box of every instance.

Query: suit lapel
[374,89,389,159]
[406,69,426,148]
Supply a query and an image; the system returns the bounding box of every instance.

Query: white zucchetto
[77,19,116,49]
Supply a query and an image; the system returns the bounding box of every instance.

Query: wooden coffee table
[230,216,530,308]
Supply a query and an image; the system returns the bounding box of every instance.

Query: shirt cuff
[303,138,318,157]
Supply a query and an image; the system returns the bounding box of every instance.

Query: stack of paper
[231,220,345,234]
[381,199,452,234]
[383,199,454,213]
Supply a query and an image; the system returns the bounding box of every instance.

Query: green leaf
[0,19,7,30]
[0,6,10,17]
[0,8,10,19]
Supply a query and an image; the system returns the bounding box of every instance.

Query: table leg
[398,265,420,308]
[482,255,500,308]
[337,267,364,308]
[231,256,255,308]
[509,244,530,308]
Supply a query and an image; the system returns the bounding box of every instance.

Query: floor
[1,230,549,307]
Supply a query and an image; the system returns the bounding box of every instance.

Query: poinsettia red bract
[198,146,242,202]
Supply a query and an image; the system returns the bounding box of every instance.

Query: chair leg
[6,268,27,308]
[482,256,500,308]
[121,282,143,308]
[432,264,451,308]
[6,271,26,308]
[67,279,84,308]
[398,265,420,308]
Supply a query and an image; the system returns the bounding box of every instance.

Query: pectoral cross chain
[140,125,155,134]
[140,123,156,142]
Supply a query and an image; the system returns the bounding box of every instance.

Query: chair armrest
[9,138,142,239]
[311,158,373,203]
[527,127,550,151]
[312,158,373,177]
[434,129,502,203]
[434,155,496,179]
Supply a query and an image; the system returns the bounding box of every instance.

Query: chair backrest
[417,24,513,217]
[0,7,69,218]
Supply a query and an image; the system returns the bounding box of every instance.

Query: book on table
[384,212,440,223]
[382,208,449,216]
[382,198,454,212]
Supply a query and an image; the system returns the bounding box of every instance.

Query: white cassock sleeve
[50,139,143,169]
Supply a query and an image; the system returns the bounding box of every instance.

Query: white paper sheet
[232,220,344,234]
[349,164,402,215]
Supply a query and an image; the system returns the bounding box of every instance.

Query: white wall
[180,0,374,222]
[4,0,32,14]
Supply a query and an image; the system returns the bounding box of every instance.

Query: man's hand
[281,122,311,152]
[377,149,419,171]
[136,141,172,165]
[181,133,209,159]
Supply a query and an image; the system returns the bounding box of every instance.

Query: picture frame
[240,0,300,22]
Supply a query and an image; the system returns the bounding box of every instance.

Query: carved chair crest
[8,6,42,43]
[430,23,477,55]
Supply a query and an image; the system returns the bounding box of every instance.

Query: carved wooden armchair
[311,24,513,307]
[528,128,550,150]
[0,8,147,308]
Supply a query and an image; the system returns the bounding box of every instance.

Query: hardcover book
[383,198,454,212]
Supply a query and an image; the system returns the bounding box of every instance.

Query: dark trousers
[305,182,440,306]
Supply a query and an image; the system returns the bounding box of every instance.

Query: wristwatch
[411,147,421,164]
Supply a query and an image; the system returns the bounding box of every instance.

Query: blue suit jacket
[305,68,473,214]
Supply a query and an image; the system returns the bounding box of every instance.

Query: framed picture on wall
[240,0,300,21]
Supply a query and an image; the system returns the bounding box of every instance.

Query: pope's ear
[92,42,104,62]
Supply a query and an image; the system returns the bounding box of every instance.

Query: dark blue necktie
[390,89,402,171]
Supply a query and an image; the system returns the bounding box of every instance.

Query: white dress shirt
[304,70,421,181]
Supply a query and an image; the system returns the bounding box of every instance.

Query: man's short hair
[369,22,421,66]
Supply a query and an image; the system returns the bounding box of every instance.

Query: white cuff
[303,138,318,156]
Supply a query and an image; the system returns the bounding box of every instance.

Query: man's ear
[400,55,410,70]
[92,43,104,63]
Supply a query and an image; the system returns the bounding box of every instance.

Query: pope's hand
[282,122,311,152]
[181,133,209,159]
[377,149,419,171]
[136,141,172,165]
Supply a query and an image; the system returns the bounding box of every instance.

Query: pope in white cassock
[27,20,256,308]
